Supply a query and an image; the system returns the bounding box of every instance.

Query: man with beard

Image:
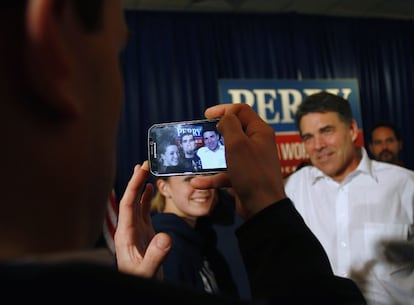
[368,120,405,167]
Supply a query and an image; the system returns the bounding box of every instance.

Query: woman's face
[158,175,217,226]
[161,144,180,166]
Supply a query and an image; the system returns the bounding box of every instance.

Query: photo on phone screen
[148,119,227,176]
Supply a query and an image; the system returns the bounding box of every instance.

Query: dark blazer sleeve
[236,198,367,305]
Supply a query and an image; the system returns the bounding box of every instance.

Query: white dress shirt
[196,144,226,169]
[285,148,414,305]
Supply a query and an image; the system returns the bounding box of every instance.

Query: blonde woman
[151,175,238,297]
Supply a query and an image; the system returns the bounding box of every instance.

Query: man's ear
[350,119,359,143]
[25,0,79,120]
[368,142,374,154]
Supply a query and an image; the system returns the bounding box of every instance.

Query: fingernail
[134,164,141,173]
[156,234,171,250]
[141,160,149,171]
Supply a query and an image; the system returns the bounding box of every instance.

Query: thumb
[140,232,172,279]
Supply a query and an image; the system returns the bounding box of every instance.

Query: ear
[368,142,374,154]
[157,179,171,198]
[350,119,359,143]
[25,0,79,119]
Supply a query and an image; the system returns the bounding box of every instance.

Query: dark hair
[157,139,180,170]
[202,124,219,136]
[369,120,401,142]
[295,91,353,131]
[179,132,194,142]
[158,139,178,155]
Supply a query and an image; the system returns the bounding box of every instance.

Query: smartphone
[148,118,227,176]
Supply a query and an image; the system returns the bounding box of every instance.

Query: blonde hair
[150,189,166,213]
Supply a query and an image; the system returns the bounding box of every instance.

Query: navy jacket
[151,212,239,297]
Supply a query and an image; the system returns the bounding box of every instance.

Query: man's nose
[313,135,326,150]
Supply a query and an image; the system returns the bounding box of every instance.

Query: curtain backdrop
[117,10,414,194]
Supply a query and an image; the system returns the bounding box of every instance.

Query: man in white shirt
[197,125,226,169]
[284,91,414,305]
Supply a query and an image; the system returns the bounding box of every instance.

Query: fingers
[204,103,237,118]
[191,104,269,191]
[206,104,275,145]
[205,103,272,133]
[116,162,149,234]
[190,173,231,189]
[203,103,286,219]
[138,233,172,279]
[115,161,165,279]
[140,183,154,225]
[114,164,145,263]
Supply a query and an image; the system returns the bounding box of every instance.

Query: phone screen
[148,119,227,176]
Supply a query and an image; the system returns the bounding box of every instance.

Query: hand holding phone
[190,103,287,219]
[148,119,227,176]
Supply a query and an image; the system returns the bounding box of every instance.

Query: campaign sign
[175,124,204,148]
[218,79,363,176]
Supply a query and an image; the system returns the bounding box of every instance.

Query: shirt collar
[310,147,377,185]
